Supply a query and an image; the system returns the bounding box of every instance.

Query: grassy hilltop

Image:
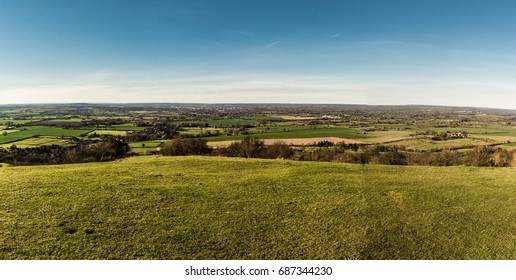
[0,156,515,259]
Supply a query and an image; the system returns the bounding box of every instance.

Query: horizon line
[0,102,514,111]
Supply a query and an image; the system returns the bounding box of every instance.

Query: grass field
[49,118,84,123]
[128,141,165,154]
[411,125,516,137]
[128,141,165,149]
[0,137,68,149]
[0,120,36,125]
[0,156,514,260]
[363,130,414,143]
[90,130,127,136]
[0,129,19,135]
[0,126,92,144]
[497,143,516,151]
[386,137,492,151]
[205,118,258,127]
[112,123,147,131]
[178,127,220,135]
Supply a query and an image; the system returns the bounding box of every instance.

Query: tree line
[0,138,129,166]
[1,136,513,167]
[160,137,515,167]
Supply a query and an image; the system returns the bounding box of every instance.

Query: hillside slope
[0,156,515,259]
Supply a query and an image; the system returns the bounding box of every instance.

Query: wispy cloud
[331,33,341,38]
[265,40,281,48]
[0,74,367,104]
[2,72,516,109]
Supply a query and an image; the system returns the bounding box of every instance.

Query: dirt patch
[275,115,319,121]
[208,137,365,147]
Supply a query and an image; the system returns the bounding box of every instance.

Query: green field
[0,137,68,148]
[128,141,166,154]
[497,143,516,151]
[411,125,516,137]
[0,126,92,144]
[0,120,36,125]
[0,129,19,135]
[0,156,514,259]
[128,140,165,149]
[363,130,415,143]
[386,137,493,151]
[49,118,84,122]
[112,123,147,131]
[90,130,127,136]
[205,118,258,127]
[178,127,221,135]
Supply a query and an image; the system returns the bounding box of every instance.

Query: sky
[1,0,516,109]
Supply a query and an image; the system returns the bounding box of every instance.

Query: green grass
[387,137,492,151]
[246,115,284,121]
[497,143,516,151]
[128,140,165,149]
[90,130,127,136]
[363,130,414,143]
[412,125,516,137]
[0,129,19,135]
[113,123,137,127]
[47,118,84,122]
[204,118,258,127]
[0,119,36,125]
[178,127,220,135]
[112,124,147,131]
[0,126,92,144]
[0,156,514,260]
[0,137,69,148]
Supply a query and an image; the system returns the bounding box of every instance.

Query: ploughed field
[0,156,514,259]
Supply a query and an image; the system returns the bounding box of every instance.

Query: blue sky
[1,0,516,109]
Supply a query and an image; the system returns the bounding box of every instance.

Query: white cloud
[265,41,281,48]
[0,72,514,110]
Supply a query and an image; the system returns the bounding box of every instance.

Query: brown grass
[275,115,319,120]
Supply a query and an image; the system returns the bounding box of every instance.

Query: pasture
[0,156,514,259]
[363,130,414,143]
[90,130,128,136]
[128,140,165,154]
[386,137,493,151]
[0,126,92,144]
[0,119,36,125]
[0,137,68,149]
[112,124,148,131]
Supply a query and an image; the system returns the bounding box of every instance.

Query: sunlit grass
[0,156,514,260]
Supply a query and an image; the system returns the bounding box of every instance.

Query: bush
[161,138,212,156]
[218,137,265,158]
[263,141,295,159]
[65,139,130,163]
[0,139,130,165]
